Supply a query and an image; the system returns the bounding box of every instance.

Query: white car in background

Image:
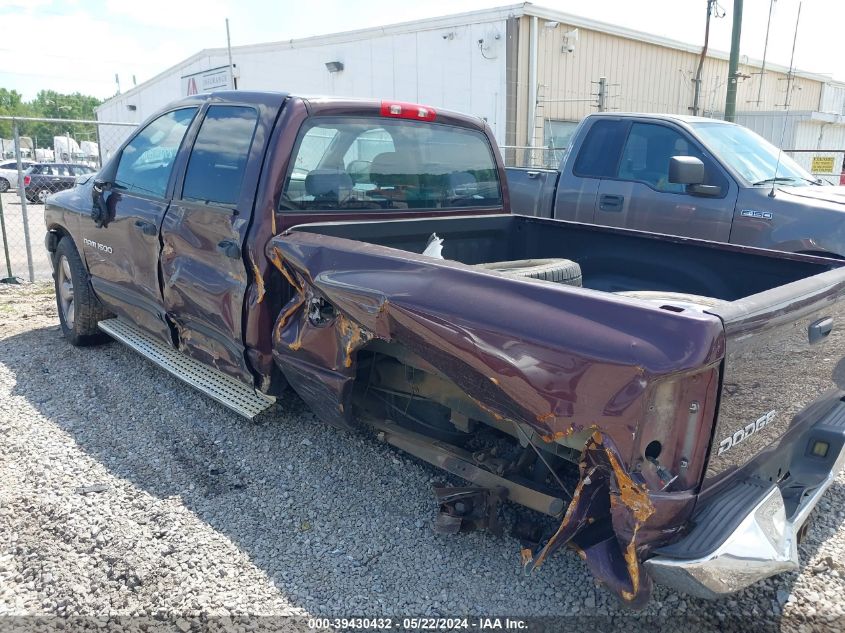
[0,160,35,192]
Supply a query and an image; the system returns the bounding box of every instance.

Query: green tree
[0,88,29,138]
[0,88,102,151]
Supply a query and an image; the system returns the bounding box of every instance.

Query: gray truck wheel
[54,237,111,346]
[476,258,582,286]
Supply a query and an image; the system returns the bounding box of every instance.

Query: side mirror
[669,156,705,185]
[91,179,112,228]
[669,156,722,197]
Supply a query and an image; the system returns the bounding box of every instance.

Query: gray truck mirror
[669,156,705,185]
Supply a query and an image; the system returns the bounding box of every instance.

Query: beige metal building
[97,3,845,174]
[507,5,844,173]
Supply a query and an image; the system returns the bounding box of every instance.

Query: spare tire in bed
[475,258,582,286]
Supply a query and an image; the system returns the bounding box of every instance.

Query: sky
[1,0,841,101]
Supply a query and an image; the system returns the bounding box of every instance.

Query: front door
[596,121,737,242]
[85,107,198,342]
[160,104,261,383]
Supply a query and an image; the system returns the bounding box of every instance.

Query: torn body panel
[267,230,724,604]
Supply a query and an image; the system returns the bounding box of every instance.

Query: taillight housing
[23,175,30,187]
[380,100,437,122]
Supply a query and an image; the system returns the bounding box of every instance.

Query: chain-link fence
[783,149,845,185]
[500,145,568,169]
[0,116,136,283]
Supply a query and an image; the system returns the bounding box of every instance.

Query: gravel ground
[1,282,845,632]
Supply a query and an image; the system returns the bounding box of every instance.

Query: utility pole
[692,0,716,116]
[755,0,776,106]
[724,0,743,121]
[597,77,608,112]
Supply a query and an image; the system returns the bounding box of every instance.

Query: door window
[572,119,627,178]
[114,107,196,198]
[616,123,726,194]
[182,105,259,207]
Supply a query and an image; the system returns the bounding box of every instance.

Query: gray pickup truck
[508,113,845,258]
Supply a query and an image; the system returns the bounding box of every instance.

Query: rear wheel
[54,238,111,346]
[0,178,9,193]
[36,188,50,204]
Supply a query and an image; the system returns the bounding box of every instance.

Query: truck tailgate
[704,265,845,487]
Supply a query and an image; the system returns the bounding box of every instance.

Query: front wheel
[0,178,9,193]
[54,237,111,346]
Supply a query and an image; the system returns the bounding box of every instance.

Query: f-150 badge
[717,410,777,456]
[740,209,773,220]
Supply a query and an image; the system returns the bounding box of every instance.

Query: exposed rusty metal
[511,420,573,499]
[367,416,566,517]
[522,431,657,606]
[433,485,506,535]
[251,261,265,305]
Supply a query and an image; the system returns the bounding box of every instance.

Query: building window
[544,120,579,150]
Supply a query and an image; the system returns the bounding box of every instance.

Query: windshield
[281,117,502,212]
[691,122,818,186]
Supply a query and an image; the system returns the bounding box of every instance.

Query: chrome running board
[98,318,275,419]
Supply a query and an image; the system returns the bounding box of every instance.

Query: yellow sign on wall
[811,156,836,174]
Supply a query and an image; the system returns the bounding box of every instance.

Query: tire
[475,258,582,286]
[36,188,50,204]
[0,178,9,193]
[54,237,112,346]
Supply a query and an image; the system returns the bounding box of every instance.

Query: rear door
[84,107,198,342]
[596,121,736,241]
[160,103,263,383]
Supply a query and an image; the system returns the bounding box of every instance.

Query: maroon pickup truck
[44,91,845,607]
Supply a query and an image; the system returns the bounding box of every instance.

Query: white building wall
[820,82,845,115]
[96,18,508,143]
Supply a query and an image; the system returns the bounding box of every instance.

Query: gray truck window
[572,119,627,178]
[691,122,816,186]
[617,123,727,194]
[182,105,259,207]
[114,108,196,199]
[280,117,502,212]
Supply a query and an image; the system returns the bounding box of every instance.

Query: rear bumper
[645,398,845,599]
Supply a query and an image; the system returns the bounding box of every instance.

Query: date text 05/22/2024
[308,618,528,630]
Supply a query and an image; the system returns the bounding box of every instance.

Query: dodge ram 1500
[44,92,845,607]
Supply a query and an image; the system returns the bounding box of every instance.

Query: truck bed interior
[291,213,839,301]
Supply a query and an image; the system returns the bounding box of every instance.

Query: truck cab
[47,92,508,392]
[508,113,845,258]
